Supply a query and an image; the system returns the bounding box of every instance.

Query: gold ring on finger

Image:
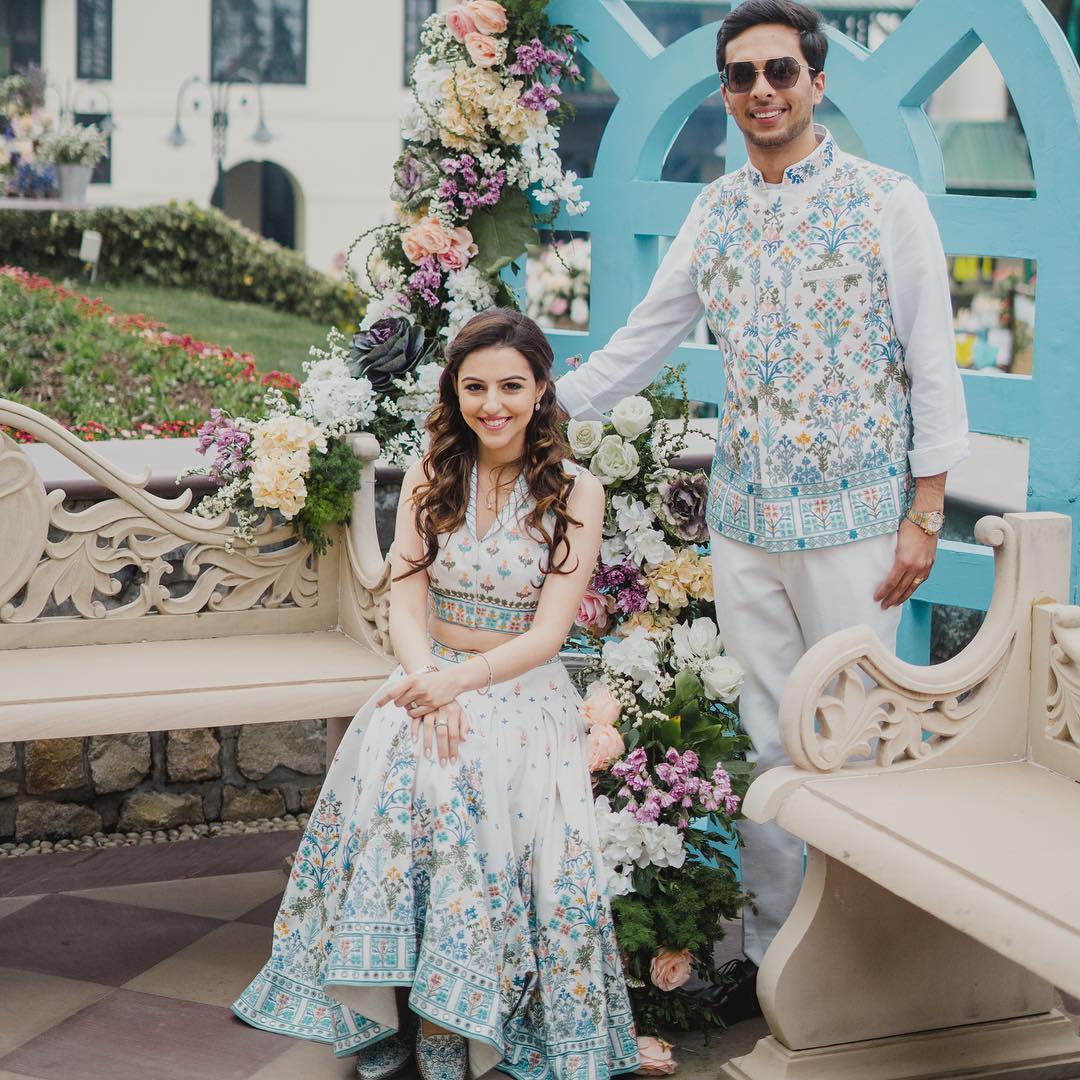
[912,577,925,586]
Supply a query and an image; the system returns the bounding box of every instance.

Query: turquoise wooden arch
[542,0,1080,661]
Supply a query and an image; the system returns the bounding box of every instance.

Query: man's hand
[874,519,938,610]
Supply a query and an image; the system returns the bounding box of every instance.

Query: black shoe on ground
[696,957,762,1026]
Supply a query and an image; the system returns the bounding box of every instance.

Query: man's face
[720,24,825,153]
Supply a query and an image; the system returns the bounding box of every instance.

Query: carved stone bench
[0,399,395,760]
[723,512,1080,1080]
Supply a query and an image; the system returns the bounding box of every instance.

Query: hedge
[0,201,362,330]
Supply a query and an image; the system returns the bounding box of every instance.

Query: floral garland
[564,368,752,1048]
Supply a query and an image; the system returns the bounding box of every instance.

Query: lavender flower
[195,408,251,484]
[519,82,562,114]
[405,257,444,309]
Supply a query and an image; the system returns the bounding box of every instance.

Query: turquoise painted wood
[543,0,1080,658]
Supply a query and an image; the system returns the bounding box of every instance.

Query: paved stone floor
[0,832,768,1080]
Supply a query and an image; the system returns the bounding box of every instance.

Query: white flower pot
[57,163,93,204]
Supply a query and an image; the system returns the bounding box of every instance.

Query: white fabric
[708,530,902,965]
[555,130,968,479]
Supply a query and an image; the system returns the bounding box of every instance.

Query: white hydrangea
[411,54,451,110]
[593,796,687,899]
[625,526,675,568]
[301,376,376,435]
[443,266,497,341]
[603,628,664,701]
[612,494,654,535]
[400,96,437,144]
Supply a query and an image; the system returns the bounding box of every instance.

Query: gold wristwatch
[906,509,945,536]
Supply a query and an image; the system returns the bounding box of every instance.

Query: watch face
[929,511,945,532]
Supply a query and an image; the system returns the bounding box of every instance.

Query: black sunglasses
[721,56,818,94]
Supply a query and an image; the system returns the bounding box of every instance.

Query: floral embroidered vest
[691,132,914,552]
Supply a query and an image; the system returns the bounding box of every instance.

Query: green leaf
[469,188,540,277]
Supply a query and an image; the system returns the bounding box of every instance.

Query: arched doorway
[212,160,301,250]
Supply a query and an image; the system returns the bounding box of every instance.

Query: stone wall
[0,721,329,843]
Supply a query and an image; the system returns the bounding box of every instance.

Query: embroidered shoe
[415,1025,467,1080]
[356,1015,417,1080]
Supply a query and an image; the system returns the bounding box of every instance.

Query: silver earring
[534,400,541,412]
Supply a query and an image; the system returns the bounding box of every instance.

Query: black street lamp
[166,72,272,208]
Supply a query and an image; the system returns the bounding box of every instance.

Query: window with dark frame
[77,0,112,80]
[403,0,436,86]
[72,112,111,184]
[0,0,42,78]
[211,0,307,85]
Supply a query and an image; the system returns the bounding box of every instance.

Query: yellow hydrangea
[250,414,325,459]
[646,549,713,611]
[250,451,308,519]
[617,610,677,638]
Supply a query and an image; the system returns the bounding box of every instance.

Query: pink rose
[649,948,693,992]
[465,0,507,34]
[445,5,476,42]
[586,722,624,773]
[581,683,621,729]
[549,297,569,316]
[635,1036,677,1076]
[437,226,478,271]
[402,217,453,265]
[464,31,500,68]
[575,587,614,634]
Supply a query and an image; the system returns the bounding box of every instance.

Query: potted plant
[36,123,108,204]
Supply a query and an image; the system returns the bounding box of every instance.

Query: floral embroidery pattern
[691,133,914,551]
[233,646,638,1078]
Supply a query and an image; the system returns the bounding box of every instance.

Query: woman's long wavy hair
[398,308,580,581]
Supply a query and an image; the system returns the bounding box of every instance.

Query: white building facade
[9,0,439,273]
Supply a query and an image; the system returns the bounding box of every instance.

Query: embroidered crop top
[427,460,579,635]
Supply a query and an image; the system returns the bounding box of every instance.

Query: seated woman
[232,308,640,1080]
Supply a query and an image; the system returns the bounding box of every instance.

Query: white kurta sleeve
[554,199,706,420]
[881,180,970,477]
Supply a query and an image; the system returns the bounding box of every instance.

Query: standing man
[555,0,968,1019]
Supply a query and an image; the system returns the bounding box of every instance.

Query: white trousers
[709,531,902,966]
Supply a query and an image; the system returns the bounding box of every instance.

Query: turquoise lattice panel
[543,0,1080,651]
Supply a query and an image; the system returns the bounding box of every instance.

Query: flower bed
[0,265,296,443]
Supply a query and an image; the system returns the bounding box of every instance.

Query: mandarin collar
[746,125,836,190]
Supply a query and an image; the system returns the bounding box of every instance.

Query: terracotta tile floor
[0,832,766,1079]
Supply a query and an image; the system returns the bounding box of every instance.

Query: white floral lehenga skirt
[232,641,640,1080]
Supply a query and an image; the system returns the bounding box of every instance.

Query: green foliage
[295,440,363,555]
[0,201,361,329]
[614,863,747,1034]
[470,188,541,277]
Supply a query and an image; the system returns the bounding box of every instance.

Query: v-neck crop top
[427,459,582,635]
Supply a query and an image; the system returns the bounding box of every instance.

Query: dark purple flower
[348,316,434,390]
[657,470,710,543]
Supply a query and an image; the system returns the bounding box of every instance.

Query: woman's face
[456,345,545,458]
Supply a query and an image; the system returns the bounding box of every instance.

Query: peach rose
[465,0,507,34]
[586,722,624,774]
[401,216,453,265]
[581,683,621,729]
[635,1036,677,1076]
[445,5,476,42]
[464,31,500,68]
[650,948,692,992]
[437,225,479,271]
[575,587,614,635]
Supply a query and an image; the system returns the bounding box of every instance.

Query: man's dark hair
[716,0,828,73]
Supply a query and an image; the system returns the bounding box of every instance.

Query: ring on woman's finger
[434,719,449,729]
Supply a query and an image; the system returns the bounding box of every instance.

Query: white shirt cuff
[908,436,971,477]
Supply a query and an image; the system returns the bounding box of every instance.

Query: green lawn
[83,281,331,379]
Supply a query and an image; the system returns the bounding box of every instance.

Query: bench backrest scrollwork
[0,400,392,654]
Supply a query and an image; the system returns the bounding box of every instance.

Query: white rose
[590,434,640,485]
[671,617,723,668]
[567,419,604,460]
[612,494,654,535]
[701,654,745,703]
[611,396,654,439]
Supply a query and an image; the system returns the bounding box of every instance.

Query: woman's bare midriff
[428,615,508,655]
